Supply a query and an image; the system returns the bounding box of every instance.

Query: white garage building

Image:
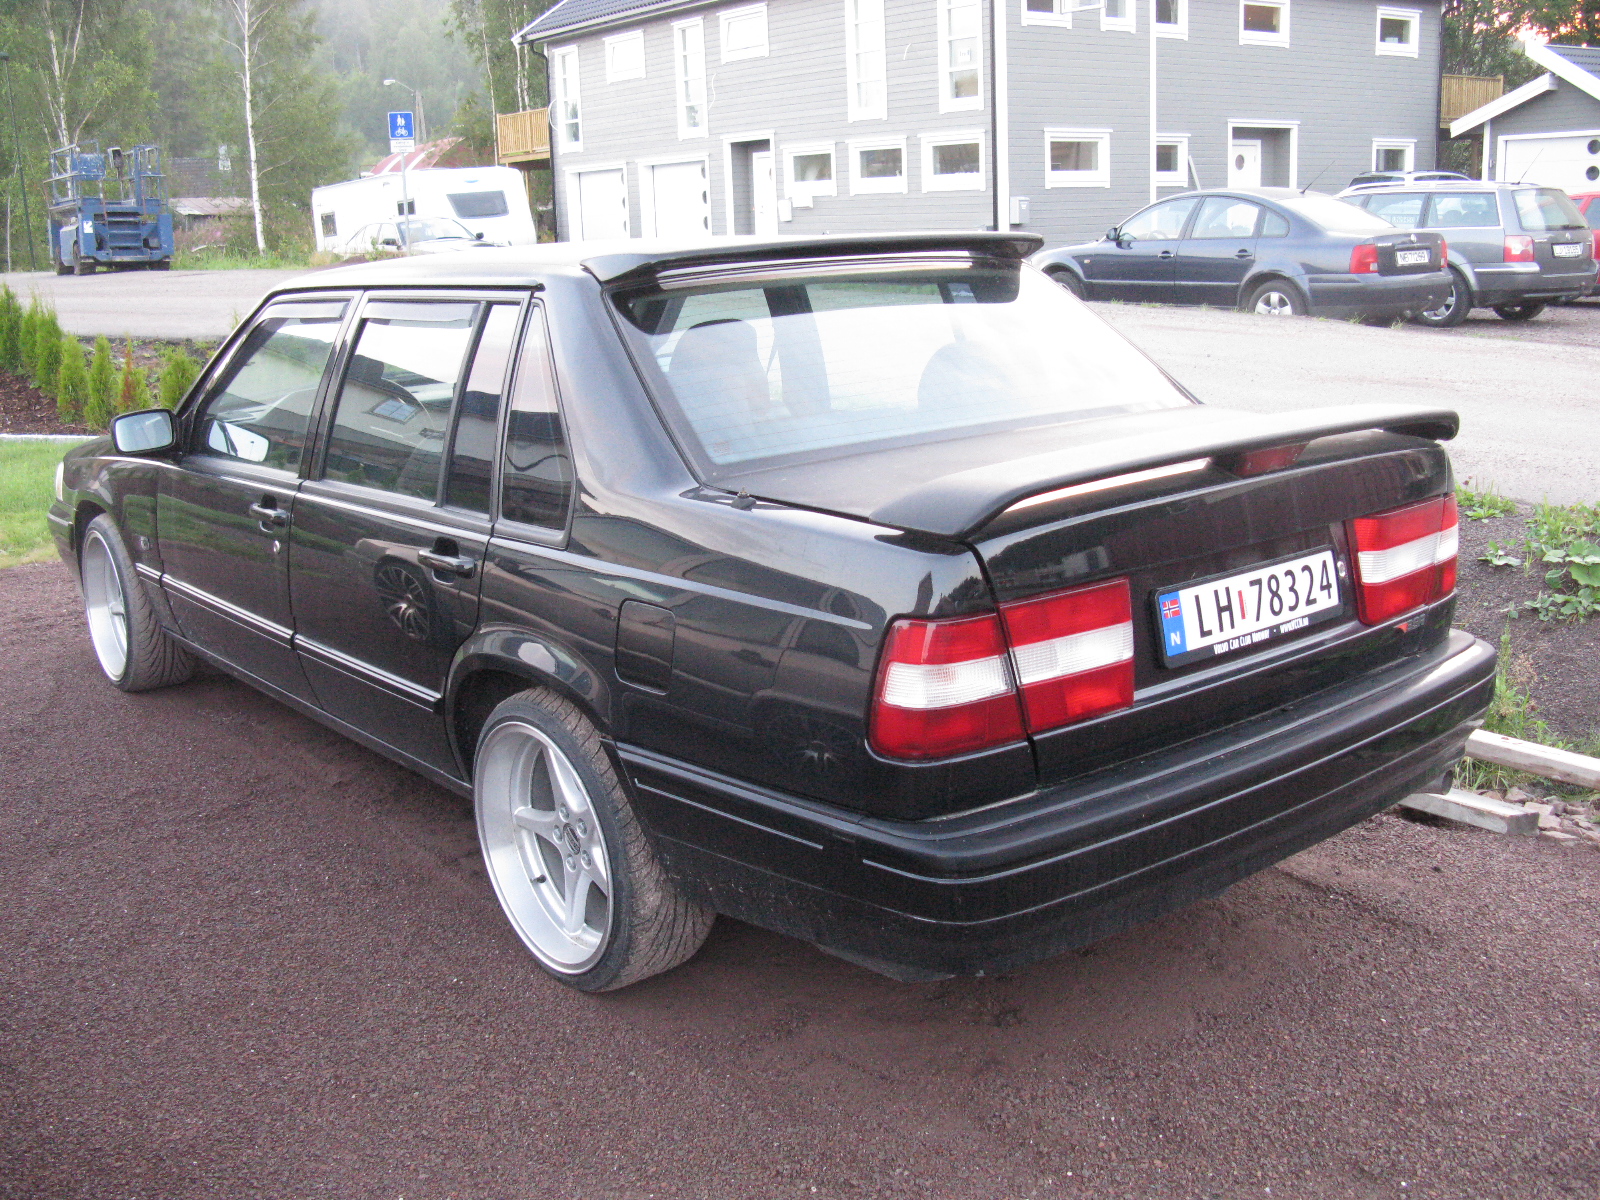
[1451,39,1600,192]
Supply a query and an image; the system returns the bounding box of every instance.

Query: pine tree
[88,336,117,417]
[0,289,21,374]
[58,337,92,425]
[157,346,202,408]
[19,302,41,378]
[34,315,64,399]
[118,343,151,412]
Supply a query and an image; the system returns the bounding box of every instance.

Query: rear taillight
[870,578,1135,760]
[1591,230,1599,259]
[1439,238,1448,261]
[1000,579,1134,733]
[1348,495,1458,624]
[1350,243,1379,274]
[1504,235,1536,263]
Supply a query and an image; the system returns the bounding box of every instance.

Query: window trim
[1239,0,1289,47]
[673,18,707,138]
[937,0,984,114]
[550,46,582,151]
[1044,127,1112,189]
[603,30,646,82]
[1375,6,1420,57]
[1022,0,1073,31]
[845,0,888,120]
[785,141,838,204]
[1371,138,1416,173]
[1154,133,1189,187]
[849,136,909,194]
[1100,0,1136,32]
[1155,0,1187,38]
[921,129,986,192]
[495,301,574,544]
[719,3,769,62]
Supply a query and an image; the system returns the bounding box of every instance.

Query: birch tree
[217,0,276,252]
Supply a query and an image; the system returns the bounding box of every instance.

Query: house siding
[1482,81,1600,178]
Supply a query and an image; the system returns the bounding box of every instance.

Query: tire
[1243,279,1307,317]
[54,258,72,276]
[474,687,714,992]
[73,255,93,276]
[1492,301,1546,322]
[1047,266,1086,299]
[79,514,195,692]
[150,259,172,271]
[1410,269,1472,328]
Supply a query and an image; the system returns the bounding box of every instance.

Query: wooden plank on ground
[1399,788,1540,835]
[1466,731,1600,789]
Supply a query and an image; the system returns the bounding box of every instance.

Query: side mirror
[111,408,176,455]
[380,237,399,248]
[1105,227,1120,243]
[473,231,485,240]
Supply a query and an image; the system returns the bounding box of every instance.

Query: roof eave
[1449,72,1558,136]
[515,0,713,43]
[1521,38,1600,104]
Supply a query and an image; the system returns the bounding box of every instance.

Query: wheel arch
[1238,271,1307,309]
[72,498,109,560]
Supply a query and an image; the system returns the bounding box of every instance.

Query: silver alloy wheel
[477,718,613,973]
[82,529,129,680]
[1420,293,1454,322]
[1253,289,1296,316]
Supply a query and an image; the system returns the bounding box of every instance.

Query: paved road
[3,561,1599,1200]
[6,265,1596,503]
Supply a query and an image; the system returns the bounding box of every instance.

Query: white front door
[750,150,778,236]
[1228,141,1262,189]
[649,160,711,237]
[575,168,628,240]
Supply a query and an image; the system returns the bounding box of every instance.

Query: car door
[156,296,350,702]
[1172,196,1266,305]
[288,295,526,776]
[1080,196,1200,301]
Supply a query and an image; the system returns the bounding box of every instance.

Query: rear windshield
[1511,188,1585,231]
[447,190,509,219]
[611,260,1191,471]
[1277,194,1395,233]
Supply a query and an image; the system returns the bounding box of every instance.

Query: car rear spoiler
[870,403,1459,539]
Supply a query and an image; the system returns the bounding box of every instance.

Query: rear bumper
[1304,270,1451,318]
[624,628,1496,977]
[1472,262,1598,304]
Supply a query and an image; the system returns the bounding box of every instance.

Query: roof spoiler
[870,403,1460,539]
[582,231,1046,286]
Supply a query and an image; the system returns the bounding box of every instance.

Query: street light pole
[0,52,38,271]
[383,79,426,143]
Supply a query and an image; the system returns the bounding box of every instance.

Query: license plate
[1553,242,1584,258]
[1155,549,1342,666]
[1395,248,1430,266]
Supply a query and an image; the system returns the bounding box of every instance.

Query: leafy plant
[117,342,151,412]
[87,336,117,419]
[1516,501,1600,621]
[0,287,21,374]
[57,336,91,425]
[1456,481,1517,521]
[155,346,201,409]
[33,314,63,401]
[18,301,41,377]
[1480,541,1522,567]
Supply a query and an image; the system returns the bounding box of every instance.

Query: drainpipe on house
[990,0,1006,230]
[1148,0,1158,205]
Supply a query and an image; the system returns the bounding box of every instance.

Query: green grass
[0,440,87,567]
[171,247,321,271]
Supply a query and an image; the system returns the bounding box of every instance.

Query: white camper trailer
[311,166,536,254]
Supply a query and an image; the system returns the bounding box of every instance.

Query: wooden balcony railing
[497,109,551,164]
[1441,75,1505,126]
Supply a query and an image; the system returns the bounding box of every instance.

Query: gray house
[515,0,1443,244]
[1450,41,1600,193]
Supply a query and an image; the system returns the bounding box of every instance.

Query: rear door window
[1424,193,1500,228]
[1188,198,1263,239]
[1361,192,1425,228]
[1511,188,1586,232]
[499,307,573,531]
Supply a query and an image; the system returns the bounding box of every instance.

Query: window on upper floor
[939,0,983,112]
[922,130,985,191]
[850,138,907,193]
[604,30,646,81]
[721,4,769,61]
[1240,0,1289,46]
[1155,135,1188,187]
[1101,0,1135,33]
[1375,6,1419,56]
[674,19,707,137]
[551,47,581,148]
[1023,0,1073,30]
[1372,139,1415,172]
[1155,0,1187,36]
[787,144,837,203]
[1045,129,1111,188]
[846,0,887,120]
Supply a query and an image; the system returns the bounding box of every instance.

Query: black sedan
[51,233,1493,991]
[1032,187,1452,320]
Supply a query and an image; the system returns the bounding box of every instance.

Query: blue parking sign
[388,111,414,140]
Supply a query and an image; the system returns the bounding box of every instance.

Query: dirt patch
[0,339,217,435]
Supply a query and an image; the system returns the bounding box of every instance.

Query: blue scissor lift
[47,143,174,275]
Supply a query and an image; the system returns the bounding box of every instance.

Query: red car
[1571,192,1600,294]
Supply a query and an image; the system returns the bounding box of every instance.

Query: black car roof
[274,231,1046,294]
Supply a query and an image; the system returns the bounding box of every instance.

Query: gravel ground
[3,561,1599,1200]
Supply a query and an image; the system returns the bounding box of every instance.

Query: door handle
[418,549,477,578]
[1158,250,1175,260]
[1235,249,1254,259]
[248,499,288,530]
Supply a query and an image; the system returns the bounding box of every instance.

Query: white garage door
[649,161,710,237]
[1499,132,1600,193]
[574,168,628,241]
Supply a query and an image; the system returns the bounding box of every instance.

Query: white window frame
[1155,0,1187,38]
[1154,133,1189,187]
[785,141,837,204]
[845,0,888,120]
[673,18,708,139]
[1375,6,1420,56]
[1044,128,1111,188]
[603,30,646,82]
[937,0,984,114]
[720,4,769,62]
[921,129,986,191]
[849,136,908,194]
[551,46,582,151]
[1371,138,1416,172]
[1239,0,1290,46]
[1022,0,1073,30]
[1100,0,1136,33]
